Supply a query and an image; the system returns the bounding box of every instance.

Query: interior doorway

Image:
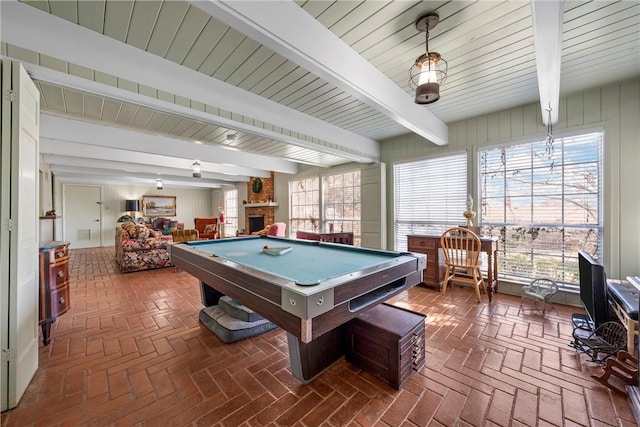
[62,185,103,248]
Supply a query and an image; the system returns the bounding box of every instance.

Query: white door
[0,60,40,410]
[63,185,102,248]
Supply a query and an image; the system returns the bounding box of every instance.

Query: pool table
[169,236,426,382]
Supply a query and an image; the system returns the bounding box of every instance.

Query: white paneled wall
[380,80,640,279]
[51,179,214,247]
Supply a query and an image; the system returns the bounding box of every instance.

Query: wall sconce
[408,12,448,104]
[192,160,201,178]
[156,179,163,190]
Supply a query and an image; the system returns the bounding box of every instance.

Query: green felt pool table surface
[185,236,402,286]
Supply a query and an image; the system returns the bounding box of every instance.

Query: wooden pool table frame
[169,237,426,382]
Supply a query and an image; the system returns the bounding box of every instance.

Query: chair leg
[472,269,482,303]
[441,270,451,295]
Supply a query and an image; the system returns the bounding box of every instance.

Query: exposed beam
[531,0,564,125]
[40,115,285,177]
[42,155,249,183]
[51,169,223,189]
[2,0,380,160]
[194,0,448,146]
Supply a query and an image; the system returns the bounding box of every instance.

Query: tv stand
[572,313,594,331]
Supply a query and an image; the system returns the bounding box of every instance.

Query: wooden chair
[592,350,638,394]
[440,227,486,303]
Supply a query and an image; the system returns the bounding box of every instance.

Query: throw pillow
[203,224,217,234]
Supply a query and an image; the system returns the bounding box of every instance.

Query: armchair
[115,223,172,273]
[194,217,218,239]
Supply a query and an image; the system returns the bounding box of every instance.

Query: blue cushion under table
[199,305,277,343]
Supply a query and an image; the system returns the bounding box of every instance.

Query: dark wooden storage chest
[345,303,425,389]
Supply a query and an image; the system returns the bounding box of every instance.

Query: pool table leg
[199,281,224,307]
[287,328,345,383]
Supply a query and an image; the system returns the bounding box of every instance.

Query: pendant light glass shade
[408,13,448,105]
[156,179,163,190]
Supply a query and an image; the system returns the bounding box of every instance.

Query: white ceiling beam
[51,169,223,189]
[531,0,564,125]
[24,63,371,165]
[40,115,281,177]
[40,138,270,179]
[2,1,380,160]
[194,0,448,146]
[49,165,227,187]
[42,155,249,183]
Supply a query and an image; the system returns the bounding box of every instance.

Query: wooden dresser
[407,234,500,292]
[39,241,71,345]
[407,235,446,289]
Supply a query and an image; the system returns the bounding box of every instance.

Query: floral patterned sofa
[115,223,172,273]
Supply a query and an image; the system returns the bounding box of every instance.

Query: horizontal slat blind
[394,153,467,251]
[479,132,603,286]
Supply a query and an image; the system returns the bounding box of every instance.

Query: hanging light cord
[545,104,554,158]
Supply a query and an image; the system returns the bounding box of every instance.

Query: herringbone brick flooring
[1,247,638,426]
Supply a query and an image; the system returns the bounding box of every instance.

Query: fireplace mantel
[244,202,278,208]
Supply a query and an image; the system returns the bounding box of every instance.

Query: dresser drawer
[407,236,436,251]
[51,263,69,287]
[49,285,70,318]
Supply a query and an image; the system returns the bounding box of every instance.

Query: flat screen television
[577,250,608,329]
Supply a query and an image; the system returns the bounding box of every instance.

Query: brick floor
[1,247,637,426]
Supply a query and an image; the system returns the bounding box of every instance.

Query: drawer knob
[419,241,425,246]
[58,296,65,305]
[57,271,65,278]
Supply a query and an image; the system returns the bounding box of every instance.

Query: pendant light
[408,12,448,104]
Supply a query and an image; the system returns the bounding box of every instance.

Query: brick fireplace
[244,172,276,232]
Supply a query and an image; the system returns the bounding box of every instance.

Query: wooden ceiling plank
[103,0,134,42]
[165,5,211,65]
[126,1,161,50]
[82,93,106,121]
[115,103,140,127]
[200,27,246,76]
[181,18,228,70]
[62,88,84,116]
[78,0,106,34]
[147,1,191,58]
[214,37,262,82]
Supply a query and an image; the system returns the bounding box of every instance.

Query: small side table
[39,241,71,345]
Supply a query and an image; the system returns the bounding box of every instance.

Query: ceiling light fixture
[545,104,554,157]
[156,178,163,190]
[408,12,448,104]
[192,160,201,178]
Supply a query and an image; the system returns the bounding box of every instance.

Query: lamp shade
[125,199,140,212]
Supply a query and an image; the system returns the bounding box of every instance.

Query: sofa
[115,223,172,273]
[194,217,218,239]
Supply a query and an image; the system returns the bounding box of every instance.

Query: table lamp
[125,199,140,218]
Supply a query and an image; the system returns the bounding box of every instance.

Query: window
[289,177,320,236]
[289,171,362,245]
[323,171,361,245]
[393,153,467,251]
[479,132,603,287]
[223,188,238,237]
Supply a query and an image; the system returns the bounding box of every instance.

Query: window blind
[394,153,467,251]
[479,132,603,286]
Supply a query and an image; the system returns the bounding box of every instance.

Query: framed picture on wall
[142,195,176,216]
